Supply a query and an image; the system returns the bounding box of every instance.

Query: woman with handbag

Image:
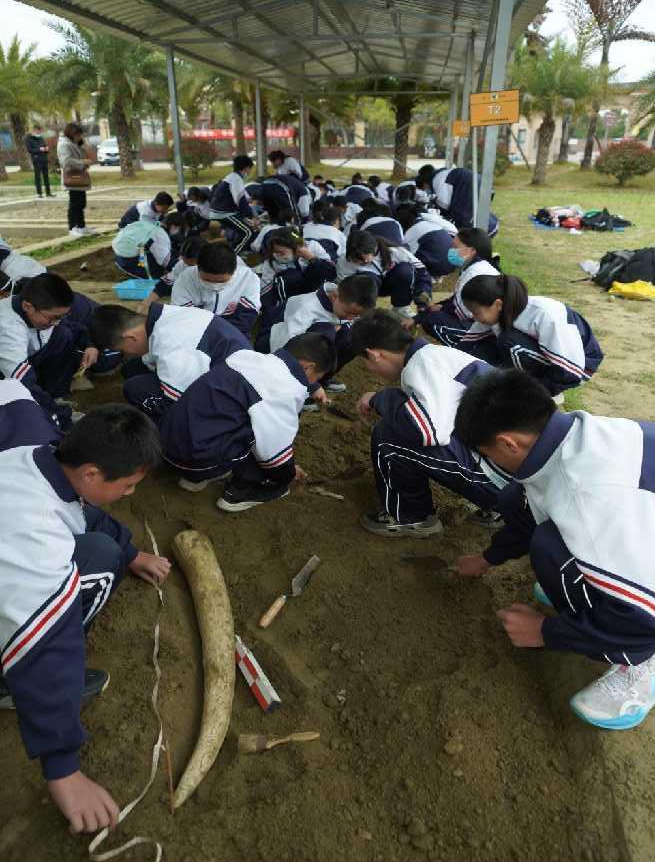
[57,122,96,237]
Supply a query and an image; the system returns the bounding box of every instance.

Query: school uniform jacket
[209,172,253,218]
[262,176,311,219]
[337,246,432,298]
[302,223,346,261]
[372,182,394,206]
[171,260,261,337]
[461,296,603,388]
[259,240,333,300]
[448,258,500,321]
[370,338,492,447]
[341,201,363,236]
[0,381,137,780]
[141,303,250,401]
[343,184,375,205]
[161,348,309,485]
[118,199,162,229]
[266,286,341,353]
[252,222,291,255]
[360,216,404,245]
[404,212,458,253]
[486,411,655,656]
[0,240,46,288]
[276,156,307,181]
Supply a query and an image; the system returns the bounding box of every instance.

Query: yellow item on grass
[608,280,655,301]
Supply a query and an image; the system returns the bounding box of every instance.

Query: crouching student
[251,207,297,256]
[454,370,654,729]
[351,309,502,538]
[0,385,170,833]
[0,274,120,430]
[209,155,257,254]
[112,218,171,280]
[160,333,337,502]
[396,204,458,278]
[339,229,432,319]
[357,201,405,245]
[137,235,205,315]
[259,174,312,224]
[417,165,499,236]
[268,150,309,182]
[416,227,499,347]
[302,205,346,262]
[0,236,46,294]
[171,242,261,338]
[118,191,174,229]
[368,175,394,206]
[176,186,212,232]
[331,195,361,236]
[260,227,336,308]
[459,273,603,395]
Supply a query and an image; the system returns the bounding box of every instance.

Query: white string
[88,519,165,862]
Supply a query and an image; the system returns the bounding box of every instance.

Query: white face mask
[273,254,294,268]
[200,278,224,290]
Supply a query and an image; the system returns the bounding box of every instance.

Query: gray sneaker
[360,510,443,539]
[467,509,503,528]
[325,379,347,393]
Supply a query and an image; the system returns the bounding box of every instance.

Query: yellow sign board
[469,89,520,127]
[452,120,471,137]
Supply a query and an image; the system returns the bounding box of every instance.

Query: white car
[97,137,120,166]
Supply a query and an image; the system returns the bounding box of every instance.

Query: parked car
[97,137,120,166]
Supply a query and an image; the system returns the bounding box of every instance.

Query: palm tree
[631,70,655,142]
[566,0,654,169]
[0,36,39,171]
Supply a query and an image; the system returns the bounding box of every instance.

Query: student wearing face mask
[416,227,499,348]
[259,227,336,308]
[170,242,261,338]
[251,207,297,256]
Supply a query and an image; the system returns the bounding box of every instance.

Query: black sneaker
[217,480,290,512]
[467,509,503,528]
[360,510,444,538]
[0,668,109,711]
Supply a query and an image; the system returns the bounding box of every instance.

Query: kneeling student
[454,370,654,730]
[160,333,336,501]
[171,242,261,338]
[459,273,603,395]
[260,227,336,308]
[89,303,250,424]
[351,309,502,538]
[0,383,170,834]
[136,235,205,315]
[118,191,174,229]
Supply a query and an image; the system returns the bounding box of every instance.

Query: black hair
[187,186,210,202]
[457,227,493,263]
[395,184,416,204]
[276,206,297,225]
[154,191,174,208]
[164,211,183,229]
[268,150,285,162]
[313,174,324,182]
[267,226,304,261]
[316,205,341,226]
[462,273,528,331]
[197,242,237,275]
[311,197,331,219]
[417,164,436,180]
[88,304,143,350]
[351,172,364,185]
[356,200,392,228]
[337,274,378,310]
[234,154,254,172]
[350,308,414,356]
[368,175,381,189]
[22,273,73,310]
[331,194,346,209]
[181,235,206,259]
[395,202,424,232]
[454,370,556,451]
[56,404,162,480]
[346,228,396,270]
[284,332,337,375]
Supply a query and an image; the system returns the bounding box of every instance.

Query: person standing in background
[25,125,54,199]
[57,123,96,237]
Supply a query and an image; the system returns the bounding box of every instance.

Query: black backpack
[581,208,632,232]
[594,247,655,290]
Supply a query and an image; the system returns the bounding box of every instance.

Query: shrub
[170,137,216,179]
[595,140,655,186]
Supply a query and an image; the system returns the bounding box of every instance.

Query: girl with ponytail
[459,273,604,395]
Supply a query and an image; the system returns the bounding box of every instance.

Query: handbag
[63,167,91,189]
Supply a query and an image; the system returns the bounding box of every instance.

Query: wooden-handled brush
[238,731,320,754]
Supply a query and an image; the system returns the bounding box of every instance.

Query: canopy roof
[28,0,544,93]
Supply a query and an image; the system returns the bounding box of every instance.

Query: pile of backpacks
[592,247,655,300]
[533,206,632,232]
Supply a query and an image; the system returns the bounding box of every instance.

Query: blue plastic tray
[113,278,158,300]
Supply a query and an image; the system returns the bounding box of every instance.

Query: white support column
[457,32,475,168]
[299,93,306,165]
[254,80,266,176]
[446,87,458,169]
[477,0,513,231]
[166,46,184,195]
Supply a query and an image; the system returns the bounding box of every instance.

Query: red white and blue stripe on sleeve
[11,359,33,382]
[404,396,438,447]
[159,379,183,401]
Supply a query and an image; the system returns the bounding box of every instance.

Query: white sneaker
[80,226,98,235]
[570,656,655,730]
[69,228,85,237]
[553,392,565,406]
[178,472,230,493]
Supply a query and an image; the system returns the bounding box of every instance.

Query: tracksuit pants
[372,421,500,523]
[123,369,170,424]
[115,251,167,280]
[416,298,472,348]
[213,213,253,254]
[75,531,126,632]
[263,260,337,308]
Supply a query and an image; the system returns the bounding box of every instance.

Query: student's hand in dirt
[48,771,120,834]
[457,554,490,578]
[497,603,545,648]
[357,392,376,417]
[80,346,99,370]
[311,386,330,405]
[294,465,307,481]
[130,551,171,586]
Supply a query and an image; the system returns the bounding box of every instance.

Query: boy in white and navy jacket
[171,242,261,338]
[0,236,46,293]
[118,191,174,229]
[209,155,256,254]
[0,383,170,834]
[268,150,309,182]
[159,333,336,502]
[351,310,502,537]
[454,370,654,730]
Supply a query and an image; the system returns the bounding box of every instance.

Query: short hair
[56,404,162,480]
[454,370,557,451]
[395,203,423,232]
[284,332,337,375]
[89,304,143,350]
[331,195,346,208]
[350,308,414,356]
[234,154,254,172]
[313,174,324,182]
[164,211,183,229]
[277,206,296,225]
[317,205,341,226]
[22,273,73,310]
[197,242,237,275]
[457,227,493,262]
[368,175,381,187]
[268,150,285,162]
[181,236,205,259]
[337,274,378,310]
[154,191,174,208]
[63,122,83,141]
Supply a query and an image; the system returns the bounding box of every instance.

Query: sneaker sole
[217,489,289,512]
[360,514,444,539]
[532,582,554,608]
[178,473,230,493]
[569,700,654,730]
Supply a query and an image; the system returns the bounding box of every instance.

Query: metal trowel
[259,555,321,628]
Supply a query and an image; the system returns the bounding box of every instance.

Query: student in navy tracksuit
[302,205,346,262]
[0,235,46,294]
[257,174,312,224]
[454,370,654,730]
[343,182,375,206]
[417,164,499,236]
[159,333,336,502]
[368,175,394,207]
[357,202,405,245]
[0,275,121,429]
[260,227,337,308]
[0,386,169,834]
[252,207,297,256]
[396,203,458,278]
[351,309,501,537]
[209,155,256,254]
[268,150,309,182]
[459,273,604,394]
[176,186,212,232]
[118,192,174,229]
[416,227,499,347]
[137,235,205,316]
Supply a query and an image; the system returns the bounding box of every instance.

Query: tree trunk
[232,84,246,154]
[391,93,415,180]
[10,113,31,172]
[111,101,135,179]
[308,109,321,164]
[531,115,556,185]
[131,118,144,170]
[0,149,8,182]
[557,113,571,163]
[581,37,609,170]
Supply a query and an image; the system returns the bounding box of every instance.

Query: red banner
[186,127,294,141]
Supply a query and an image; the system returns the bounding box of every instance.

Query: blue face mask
[447,247,466,268]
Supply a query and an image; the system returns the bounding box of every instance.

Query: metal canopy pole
[477,0,513,230]
[457,32,475,168]
[299,93,307,164]
[254,80,266,175]
[445,87,458,168]
[166,46,185,195]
